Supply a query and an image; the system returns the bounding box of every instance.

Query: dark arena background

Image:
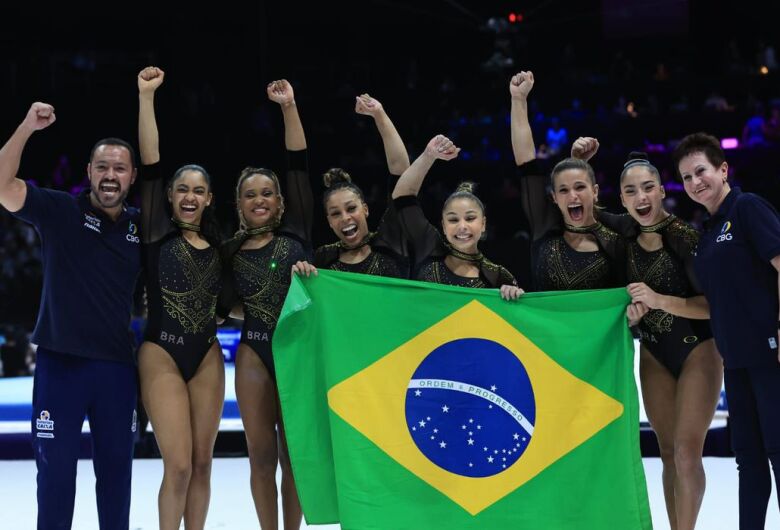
[1,1,780,527]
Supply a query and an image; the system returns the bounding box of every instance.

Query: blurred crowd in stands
[2,3,780,374]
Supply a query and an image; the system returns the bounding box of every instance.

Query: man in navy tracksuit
[0,102,141,529]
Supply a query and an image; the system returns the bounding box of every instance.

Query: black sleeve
[384,172,400,204]
[394,195,445,269]
[139,163,175,244]
[278,149,313,248]
[663,224,703,294]
[598,211,637,238]
[373,180,407,258]
[682,244,702,294]
[216,238,241,320]
[516,160,561,241]
[215,266,238,320]
[499,267,518,287]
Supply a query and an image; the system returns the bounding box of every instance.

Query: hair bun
[627,151,649,162]
[455,181,477,194]
[323,168,352,188]
[622,151,652,170]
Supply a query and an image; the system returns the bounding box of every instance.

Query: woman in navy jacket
[675,132,780,530]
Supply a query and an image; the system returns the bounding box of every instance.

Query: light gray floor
[0,457,778,529]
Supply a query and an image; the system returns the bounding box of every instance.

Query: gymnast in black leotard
[135,67,226,530]
[509,71,625,292]
[224,152,309,380]
[612,150,722,530]
[624,208,713,376]
[293,94,410,280]
[140,161,222,381]
[391,134,523,299]
[217,79,311,530]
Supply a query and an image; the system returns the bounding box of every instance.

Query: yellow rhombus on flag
[328,299,625,515]
[273,271,652,529]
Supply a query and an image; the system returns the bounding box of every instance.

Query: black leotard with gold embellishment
[621,215,713,377]
[516,159,625,291]
[313,173,409,278]
[140,163,222,382]
[393,195,517,288]
[218,150,311,380]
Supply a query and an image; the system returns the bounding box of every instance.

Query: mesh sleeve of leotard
[372,173,407,258]
[663,220,704,294]
[215,238,240,320]
[394,195,445,270]
[598,211,637,238]
[516,159,561,242]
[499,265,518,287]
[278,149,313,248]
[139,162,175,244]
[585,222,628,286]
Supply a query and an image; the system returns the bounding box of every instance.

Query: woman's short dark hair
[672,133,726,174]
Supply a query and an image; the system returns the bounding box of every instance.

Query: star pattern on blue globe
[405,338,536,478]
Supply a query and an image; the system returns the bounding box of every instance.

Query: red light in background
[508,13,517,23]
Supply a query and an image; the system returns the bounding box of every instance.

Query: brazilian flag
[274,270,651,529]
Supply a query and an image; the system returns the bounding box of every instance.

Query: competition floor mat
[0,458,777,529]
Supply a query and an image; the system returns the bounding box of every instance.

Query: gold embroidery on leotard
[628,242,677,335]
[233,237,292,330]
[160,237,220,334]
[541,238,610,290]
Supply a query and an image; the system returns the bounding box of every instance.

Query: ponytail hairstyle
[169,164,222,248]
[549,157,604,212]
[620,151,661,183]
[550,157,596,189]
[322,168,366,206]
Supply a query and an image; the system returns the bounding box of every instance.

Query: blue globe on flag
[405,338,536,478]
